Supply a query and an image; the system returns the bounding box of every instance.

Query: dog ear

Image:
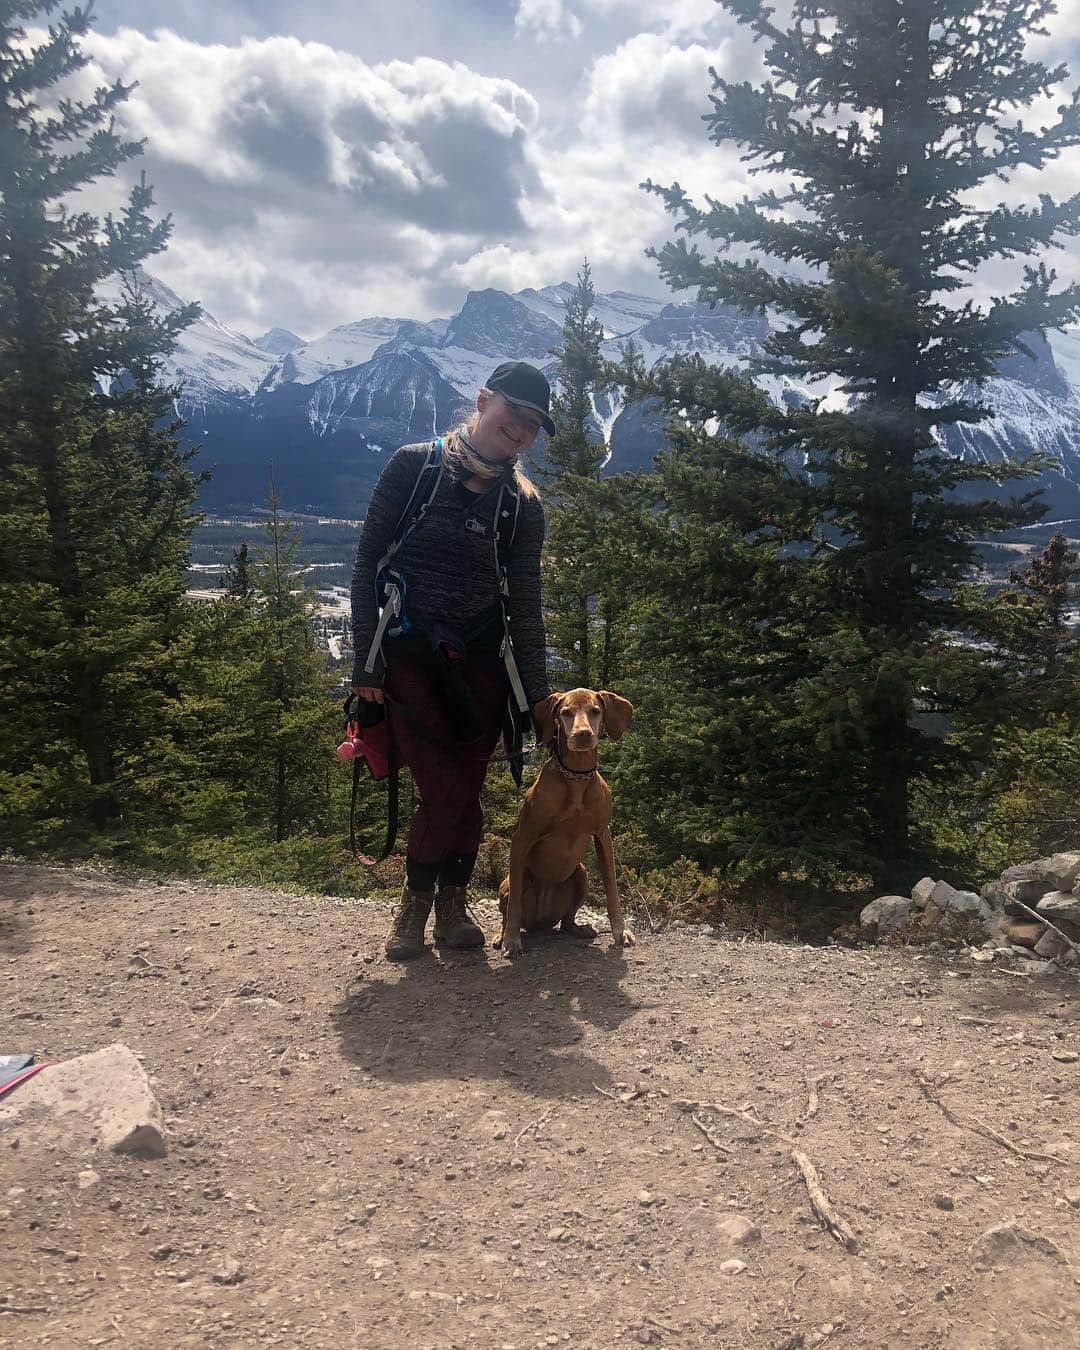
[533,692,562,747]
[598,692,633,741]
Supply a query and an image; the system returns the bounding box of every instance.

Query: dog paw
[563,921,597,940]
[502,937,524,960]
[612,928,636,947]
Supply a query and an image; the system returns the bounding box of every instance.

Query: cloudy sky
[64,1,1080,341]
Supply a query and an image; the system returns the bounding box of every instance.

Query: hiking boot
[385,886,433,961]
[433,885,486,949]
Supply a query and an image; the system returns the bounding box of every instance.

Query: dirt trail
[2,861,1079,1349]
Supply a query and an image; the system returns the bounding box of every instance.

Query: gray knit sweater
[350,442,550,705]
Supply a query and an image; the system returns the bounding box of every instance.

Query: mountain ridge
[130,271,1080,520]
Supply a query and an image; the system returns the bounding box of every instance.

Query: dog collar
[552,734,597,782]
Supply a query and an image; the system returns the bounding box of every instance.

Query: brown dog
[496,689,635,959]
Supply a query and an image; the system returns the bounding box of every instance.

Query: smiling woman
[349,363,555,960]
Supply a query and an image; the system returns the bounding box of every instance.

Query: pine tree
[0,1,201,833]
[541,261,613,688]
[223,541,254,600]
[163,483,334,850]
[947,531,1080,868]
[248,479,333,843]
[638,0,1080,883]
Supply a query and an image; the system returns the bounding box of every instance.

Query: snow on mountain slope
[260,318,412,391]
[1048,328,1080,390]
[254,327,305,356]
[514,283,666,339]
[126,268,1080,516]
[98,269,275,402]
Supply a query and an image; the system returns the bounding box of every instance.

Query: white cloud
[581,0,726,40]
[68,29,544,330]
[515,0,583,42]
[582,32,730,142]
[42,4,1079,338]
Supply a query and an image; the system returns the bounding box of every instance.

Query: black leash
[346,693,535,867]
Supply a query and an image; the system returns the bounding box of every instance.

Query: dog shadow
[332,930,642,1099]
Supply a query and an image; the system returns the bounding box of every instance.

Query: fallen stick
[691,1113,732,1155]
[593,1084,620,1102]
[802,1073,833,1123]
[1010,900,1080,959]
[679,1099,855,1252]
[677,1098,798,1146]
[514,1104,556,1147]
[915,1075,1070,1166]
[791,1149,859,1253]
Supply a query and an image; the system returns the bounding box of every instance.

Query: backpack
[359,439,528,714]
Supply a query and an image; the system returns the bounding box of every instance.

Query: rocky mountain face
[135,271,1080,521]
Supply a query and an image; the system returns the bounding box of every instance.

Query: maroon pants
[385,654,508,864]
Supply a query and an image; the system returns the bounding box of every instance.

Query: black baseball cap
[486,361,556,435]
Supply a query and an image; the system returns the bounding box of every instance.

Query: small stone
[1063,1192,1080,1209]
[62,1250,80,1263]
[719,1259,747,1276]
[1050,1050,1079,1064]
[212,1256,245,1285]
[971,1224,1065,1271]
[547,1227,567,1242]
[150,1244,172,1262]
[933,1194,955,1211]
[637,1190,655,1207]
[77,1169,100,1191]
[717,1215,761,1246]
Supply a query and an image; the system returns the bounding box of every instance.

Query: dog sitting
[496,688,635,959]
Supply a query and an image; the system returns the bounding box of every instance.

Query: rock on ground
[0,1042,166,1158]
[859,895,913,940]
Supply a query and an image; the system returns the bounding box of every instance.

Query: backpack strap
[493,477,529,714]
[376,439,444,575]
[361,441,444,680]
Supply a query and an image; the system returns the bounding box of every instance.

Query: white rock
[980,881,1007,912]
[1013,957,1054,975]
[1034,931,1071,960]
[717,1215,761,1246]
[930,881,989,920]
[1046,852,1080,894]
[719,1259,747,1276]
[1002,860,1058,906]
[859,896,913,940]
[911,877,936,910]
[0,1043,166,1158]
[1036,892,1080,928]
[971,1224,1066,1271]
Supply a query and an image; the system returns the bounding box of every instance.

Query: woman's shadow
[332,932,643,1100]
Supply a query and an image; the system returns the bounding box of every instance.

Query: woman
[351,361,553,960]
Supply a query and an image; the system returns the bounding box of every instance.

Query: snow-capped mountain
[137,271,1080,520]
[108,270,277,404]
[254,327,305,356]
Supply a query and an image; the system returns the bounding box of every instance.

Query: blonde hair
[442,388,540,500]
